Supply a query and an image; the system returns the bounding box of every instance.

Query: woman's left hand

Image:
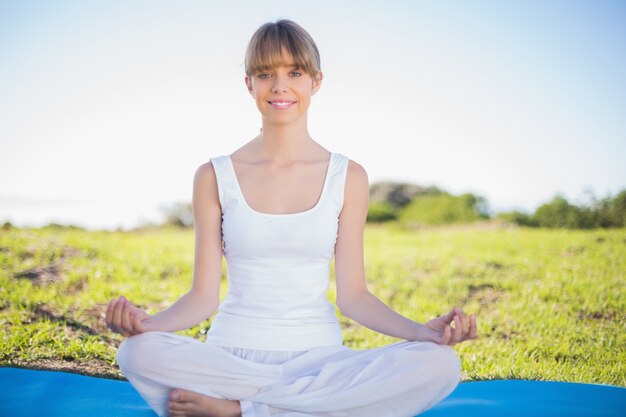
[414,307,478,346]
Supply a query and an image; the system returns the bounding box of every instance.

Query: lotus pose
[105,18,478,417]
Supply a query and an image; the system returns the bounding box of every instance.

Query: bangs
[245,21,320,77]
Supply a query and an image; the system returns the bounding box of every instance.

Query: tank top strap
[209,155,239,213]
[326,152,350,212]
[210,152,350,214]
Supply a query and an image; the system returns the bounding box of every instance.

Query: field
[1,222,624,386]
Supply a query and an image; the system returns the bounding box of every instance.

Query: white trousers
[116,331,461,417]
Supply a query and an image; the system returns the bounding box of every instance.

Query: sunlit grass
[1,223,624,386]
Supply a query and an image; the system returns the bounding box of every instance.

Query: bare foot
[167,389,242,417]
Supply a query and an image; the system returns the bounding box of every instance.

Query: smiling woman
[106,17,477,417]
[242,20,325,131]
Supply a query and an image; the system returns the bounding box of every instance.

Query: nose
[272,83,287,93]
[271,73,288,93]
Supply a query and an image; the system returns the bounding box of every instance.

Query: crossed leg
[116,332,461,417]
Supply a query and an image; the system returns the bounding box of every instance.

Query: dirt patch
[4,358,124,380]
[465,283,505,306]
[15,263,64,285]
[65,276,88,295]
[487,324,525,342]
[575,309,621,321]
[13,244,84,285]
[31,305,119,348]
[77,304,111,335]
[485,261,505,270]
[564,245,585,256]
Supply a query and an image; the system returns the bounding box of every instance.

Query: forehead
[275,63,299,68]
[249,44,313,75]
[259,62,301,71]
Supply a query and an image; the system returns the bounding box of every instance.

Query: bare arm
[106,161,223,335]
[334,161,479,346]
[334,160,423,341]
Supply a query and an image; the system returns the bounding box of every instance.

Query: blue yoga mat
[1,367,624,416]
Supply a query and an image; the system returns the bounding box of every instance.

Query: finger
[120,298,133,335]
[445,308,457,322]
[457,308,469,335]
[111,296,126,334]
[453,315,463,343]
[461,313,476,342]
[440,324,451,345]
[468,314,478,340]
[459,313,468,339]
[105,299,116,328]
[130,309,139,334]
[447,324,458,346]
[460,310,468,333]
[132,313,143,334]
[438,308,455,325]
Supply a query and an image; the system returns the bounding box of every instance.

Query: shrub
[533,195,588,229]
[594,189,626,228]
[369,181,443,209]
[367,201,397,223]
[397,192,489,227]
[496,211,538,227]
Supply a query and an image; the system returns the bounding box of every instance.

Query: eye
[290,71,302,77]
[257,73,270,79]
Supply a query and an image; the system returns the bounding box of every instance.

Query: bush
[397,192,490,227]
[369,181,443,209]
[496,211,538,227]
[367,201,397,223]
[533,195,610,229]
[594,189,626,228]
[496,189,626,229]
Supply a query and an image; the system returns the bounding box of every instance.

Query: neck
[256,116,316,163]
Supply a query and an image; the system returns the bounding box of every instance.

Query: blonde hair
[244,19,322,80]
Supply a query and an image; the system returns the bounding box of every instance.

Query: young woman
[105,18,478,417]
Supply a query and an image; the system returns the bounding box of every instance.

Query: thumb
[132,312,148,333]
[438,324,450,344]
[441,308,458,324]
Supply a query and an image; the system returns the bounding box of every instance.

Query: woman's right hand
[105,296,157,337]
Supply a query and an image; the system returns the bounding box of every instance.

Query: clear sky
[1,0,625,230]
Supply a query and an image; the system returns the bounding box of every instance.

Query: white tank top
[205,151,349,351]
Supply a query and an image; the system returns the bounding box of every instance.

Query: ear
[245,75,254,97]
[311,71,323,96]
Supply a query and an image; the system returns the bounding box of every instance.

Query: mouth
[267,101,296,109]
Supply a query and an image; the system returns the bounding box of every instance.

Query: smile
[267,101,296,109]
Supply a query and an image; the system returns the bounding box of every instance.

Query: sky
[1,0,625,231]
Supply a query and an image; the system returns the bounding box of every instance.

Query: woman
[105,18,478,417]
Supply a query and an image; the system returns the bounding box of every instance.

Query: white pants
[116,332,461,417]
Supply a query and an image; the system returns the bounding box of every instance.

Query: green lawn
[1,222,624,386]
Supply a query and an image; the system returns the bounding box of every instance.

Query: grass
[1,222,624,386]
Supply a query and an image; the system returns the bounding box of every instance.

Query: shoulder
[195,159,217,180]
[193,160,218,195]
[345,158,369,191]
[195,155,231,184]
[340,158,369,216]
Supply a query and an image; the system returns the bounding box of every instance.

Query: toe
[169,389,182,402]
[175,388,195,403]
[168,399,190,416]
